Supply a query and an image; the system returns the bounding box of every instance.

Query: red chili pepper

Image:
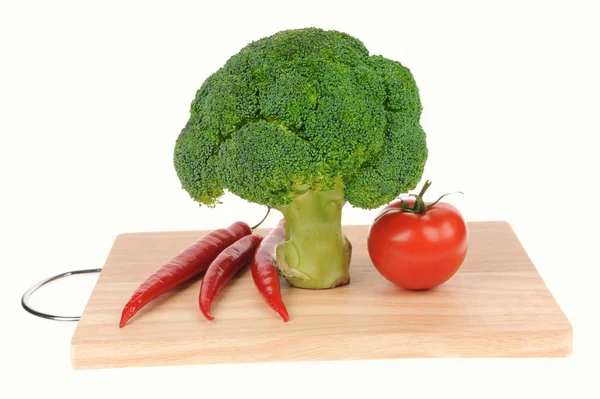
[199,234,263,320]
[251,219,289,322]
[119,221,251,327]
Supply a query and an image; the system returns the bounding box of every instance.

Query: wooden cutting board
[71,221,572,369]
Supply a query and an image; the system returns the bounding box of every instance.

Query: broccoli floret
[174,27,428,288]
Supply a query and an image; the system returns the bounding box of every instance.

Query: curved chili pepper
[199,234,263,320]
[251,219,289,322]
[119,221,251,327]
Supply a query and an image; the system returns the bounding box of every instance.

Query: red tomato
[367,199,468,290]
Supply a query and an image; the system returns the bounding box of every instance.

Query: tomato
[367,195,468,290]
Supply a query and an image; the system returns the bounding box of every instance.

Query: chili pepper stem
[251,207,271,230]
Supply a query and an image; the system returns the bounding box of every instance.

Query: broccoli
[174,27,428,289]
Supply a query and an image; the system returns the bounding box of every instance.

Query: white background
[2,0,599,398]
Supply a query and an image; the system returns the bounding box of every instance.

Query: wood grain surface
[71,221,572,369]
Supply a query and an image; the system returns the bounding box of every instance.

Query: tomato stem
[375,180,463,220]
[417,180,432,198]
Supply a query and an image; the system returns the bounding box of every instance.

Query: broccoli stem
[275,177,352,289]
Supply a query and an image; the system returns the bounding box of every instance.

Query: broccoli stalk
[174,27,428,289]
[275,176,351,288]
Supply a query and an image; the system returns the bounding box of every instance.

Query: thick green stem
[275,177,351,289]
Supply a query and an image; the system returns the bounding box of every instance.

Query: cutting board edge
[70,325,573,370]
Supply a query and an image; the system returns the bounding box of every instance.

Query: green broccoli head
[174,27,427,210]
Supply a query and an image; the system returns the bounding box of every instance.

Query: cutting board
[71,221,572,369]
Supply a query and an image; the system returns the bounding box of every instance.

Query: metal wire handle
[21,268,102,322]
